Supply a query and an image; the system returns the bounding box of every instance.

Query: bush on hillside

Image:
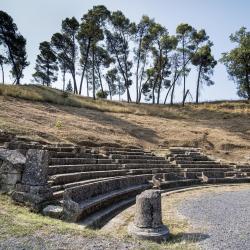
[96,90,108,99]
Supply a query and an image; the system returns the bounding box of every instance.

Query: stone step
[126,168,183,175]
[179,164,230,168]
[115,159,170,164]
[174,160,219,165]
[110,155,165,160]
[168,156,210,161]
[44,147,76,152]
[121,164,173,169]
[51,152,106,159]
[7,142,42,150]
[239,168,250,172]
[206,177,250,184]
[51,177,121,198]
[0,136,11,142]
[106,151,147,156]
[51,143,75,147]
[79,197,136,229]
[63,176,150,222]
[67,184,149,222]
[184,167,232,172]
[160,179,202,189]
[102,147,145,153]
[49,158,113,165]
[224,171,242,177]
[49,170,128,185]
[48,164,121,175]
[235,165,250,169]
[169,147,201,150]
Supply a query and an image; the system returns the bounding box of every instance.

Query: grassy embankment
[0,84,249,163]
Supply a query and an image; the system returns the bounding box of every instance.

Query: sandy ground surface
[177,186,250,250]
[102,184,250,249]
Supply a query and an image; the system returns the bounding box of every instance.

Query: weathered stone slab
[0,149,26,192]
[164,172,185,181]
[0,149,26,167]
[11,149,53,210]
[22,149,49,186]
[42,205,63,219]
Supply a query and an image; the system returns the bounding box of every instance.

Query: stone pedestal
[128,190,169,242]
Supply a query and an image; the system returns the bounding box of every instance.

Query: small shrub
[96,90,108,99]
[62,91,69,98]
[66,80,73,93]
[55,120,62,129]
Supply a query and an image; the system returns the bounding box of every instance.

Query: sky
[1,0,250,102]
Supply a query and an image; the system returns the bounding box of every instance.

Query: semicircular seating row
[45,144,250,227]
[1,134,249,228]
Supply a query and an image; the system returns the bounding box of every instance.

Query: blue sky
[1,0,250,102]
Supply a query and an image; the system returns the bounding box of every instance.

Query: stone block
[164,172,185,181]
[22,149,49,186]
[0,149,26,192]
[43,205,63,219]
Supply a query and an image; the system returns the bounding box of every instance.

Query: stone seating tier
[49,169,129,186]
[109,154,165,160]
[50,158,113,165]
[114,159,169,164]
[48,164,121,175]
[63,175,150,222]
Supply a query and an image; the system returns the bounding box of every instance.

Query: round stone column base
[128,223,170,243]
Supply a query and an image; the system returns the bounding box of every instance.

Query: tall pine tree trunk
[135,38,142,103]
[138,57,147,103]
[62,70,65,91]
[86,73,89,97]
[79,39,91,95]
[72,73,78,94]
[108,83,112,100]
[92,45,95,100]
[164,85,172,104]
[126,85,131,103]
[97,67,104,94]
[170,81,176,105]
[0,64,4,84]
[182,38,186,106]
[196,65,202,104]
[245,69,250,100]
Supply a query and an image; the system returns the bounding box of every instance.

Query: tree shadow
[54,104,159,144]
[170,232,210,243]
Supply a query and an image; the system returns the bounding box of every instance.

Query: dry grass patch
[0,84,250,163]
[0,195,94,240]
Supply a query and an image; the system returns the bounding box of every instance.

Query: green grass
[0,195,94,240]
[0,195,197,249]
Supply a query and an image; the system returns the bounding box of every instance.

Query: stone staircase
[1,132,250,228]
[47,145,178,227]
[166,147,248,182]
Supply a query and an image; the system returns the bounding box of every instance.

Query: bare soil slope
[0,85,249,163]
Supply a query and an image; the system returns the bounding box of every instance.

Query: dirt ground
[0,95,250,163]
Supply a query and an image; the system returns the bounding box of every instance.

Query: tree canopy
[0,10,29,84]
[221,27,250,100]
[4,8,249,104]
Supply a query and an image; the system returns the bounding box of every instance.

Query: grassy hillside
[0,84,249,163]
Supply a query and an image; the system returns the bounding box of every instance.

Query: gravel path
[177,189,250,250]
[0,233,145,250]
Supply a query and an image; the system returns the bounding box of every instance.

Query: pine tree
[33,41,58,86]
[0,10,29,84]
